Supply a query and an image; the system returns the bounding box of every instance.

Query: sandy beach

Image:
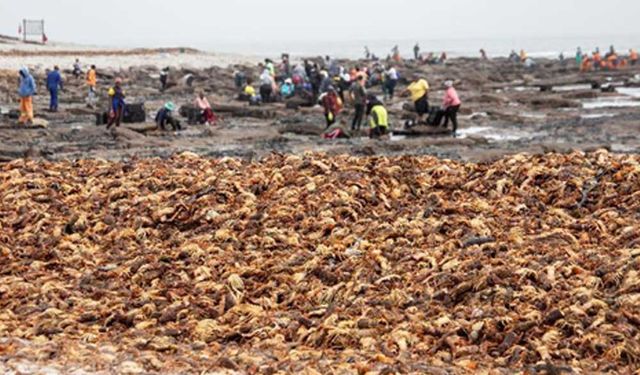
[0,37,260,70]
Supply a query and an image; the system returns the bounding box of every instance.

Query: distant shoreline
[0,35,261,71]
[1,34,638,72]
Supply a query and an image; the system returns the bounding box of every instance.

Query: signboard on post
[22,19,45,43]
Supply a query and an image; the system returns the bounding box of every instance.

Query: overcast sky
[1,0,639,53]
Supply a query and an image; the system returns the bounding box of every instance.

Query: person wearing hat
[280,78,295,99]
[440,80,461,135]
[17,67,36,125]
[106,78,126,129]
[366,95,389,138]
[155,101,181,131]
[403,73,430,124]
[265,58,276,77]
[320,86,342,128]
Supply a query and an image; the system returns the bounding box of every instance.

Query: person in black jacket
[159,67,169,91]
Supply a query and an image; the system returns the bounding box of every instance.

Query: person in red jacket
[321,86,342,127]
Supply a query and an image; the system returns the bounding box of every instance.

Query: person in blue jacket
[18,67,37,125]
[106,78,126,129]
[46,66,64,112]
[155,102,181,131]
[280,78,295,99]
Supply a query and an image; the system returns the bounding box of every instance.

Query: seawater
[204,35,640,59]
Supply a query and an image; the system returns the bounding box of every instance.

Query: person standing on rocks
[439,80,461,135]
[46,66,64,112]
[630,49,638,66]
[593,48,602,70]
[73,59,82,79]
[18,67,36,125]
[414,43,420,60]
[280,54,291,79]
[392,45,401,62]
[86,65,97,107]
[384,65,399,99]
[349,75,367,132]
[106,78,126,129]
[259,64,275,103]
[319,70,332,94]
[403,73,430,124]
[265,59,276,77]
[575,47,583,68]
[159,67,169,91]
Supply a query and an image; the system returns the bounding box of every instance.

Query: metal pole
[23,19,26,42]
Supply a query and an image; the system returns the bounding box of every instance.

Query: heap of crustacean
[1,151,639,374]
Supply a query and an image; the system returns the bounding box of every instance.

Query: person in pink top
[195,92,217,125]
[440,80,461,135]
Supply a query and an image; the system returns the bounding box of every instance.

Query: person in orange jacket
[86,65,97,106]
[593,49,602,70]
[580,55,592,73]
[519,49,528,63]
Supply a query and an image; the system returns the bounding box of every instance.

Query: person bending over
[155,102,181,131]
[321,86,342,128]
[403,73,430,124]
[367,95,389,138]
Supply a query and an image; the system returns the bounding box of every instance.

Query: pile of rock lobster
[0,151,639,374]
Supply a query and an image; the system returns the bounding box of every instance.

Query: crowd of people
[14,59,219,130]
[504,45,639,72]
[578,46,638,72]
[8,49,479,138]
[231,53,462,137]
[13,44,638,136]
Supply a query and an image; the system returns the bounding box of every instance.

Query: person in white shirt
[259,66,275,103]
[384,66,399,99]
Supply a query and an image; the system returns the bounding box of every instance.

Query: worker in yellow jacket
[367,95,389,138]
